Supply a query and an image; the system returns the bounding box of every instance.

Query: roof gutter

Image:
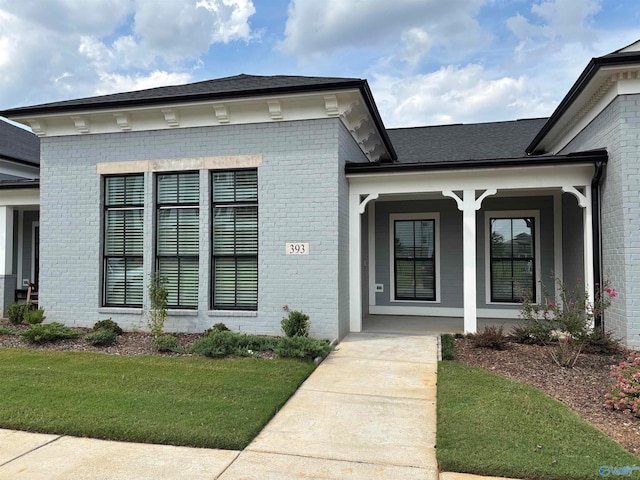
[1,154,40,169]
[0,179,39,190]
[592,160,606,329]
[345,149,608,175]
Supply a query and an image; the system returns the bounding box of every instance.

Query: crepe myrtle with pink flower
[519,277,618,368]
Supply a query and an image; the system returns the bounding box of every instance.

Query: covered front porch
[347,152,605,335]
[0,185,40,316]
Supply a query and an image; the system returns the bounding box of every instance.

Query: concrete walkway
[0,333,510,479]
[220,332,439,479]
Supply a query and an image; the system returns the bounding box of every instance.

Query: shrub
[93,318,123,335]
[604,352,640,417]
[0,327,14,335]
[189,331,241,357]
[510,325,541,345]
[274,336,332,359]
[189,331,279,358]
[582,328,622,355]
[19,323,80,344]
[441,334,455,360]
[7,303,28,325]
[85,328,117,347]
[204,323,230,336]
[152,335,180,352]
[148,273,168,336]
[24,308,46,325]
[468,325,509,350]
[281,310,310,338]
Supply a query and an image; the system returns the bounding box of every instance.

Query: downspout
[591,160,605,329]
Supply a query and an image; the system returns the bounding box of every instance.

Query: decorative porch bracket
[442,189,497,334]
[359,193,379,214]
[561,186,588,208]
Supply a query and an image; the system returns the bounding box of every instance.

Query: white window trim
[389,212,440,304]
[484,210,541,306]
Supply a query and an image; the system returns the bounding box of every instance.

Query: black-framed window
[103,175,144,307]
[156,173,199,308]
[394,219,436,301]
[490,217,535,302]
[212,170,258,310]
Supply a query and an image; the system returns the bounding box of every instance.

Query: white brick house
[2,40,640,349]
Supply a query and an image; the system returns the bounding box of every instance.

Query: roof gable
[527,40,640,154]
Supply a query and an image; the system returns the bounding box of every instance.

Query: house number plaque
[285,242,309,255]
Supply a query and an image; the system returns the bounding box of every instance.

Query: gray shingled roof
[1,74,365,116]
[0,120,39,165]
[388,118,548,164]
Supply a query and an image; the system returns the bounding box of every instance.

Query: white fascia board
[0,188,39,206]
[347,164,595,196]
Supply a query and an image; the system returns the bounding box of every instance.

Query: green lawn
[437,361,639,480]
[0,348,315,450]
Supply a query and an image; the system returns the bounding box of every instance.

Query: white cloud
[0,0,256,108]
[94,71,193,96]
[279,0,489,64]
[507,0,601,45]
[371,65,556,127]
[0,0,134,36]
[130,0,255,62]
[401,29,432,66]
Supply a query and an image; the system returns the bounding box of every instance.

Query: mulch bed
[454,338,640,456]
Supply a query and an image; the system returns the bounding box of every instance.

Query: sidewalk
[0,333,513,479]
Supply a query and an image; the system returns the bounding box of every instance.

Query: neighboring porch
[347,157,602,335]
[0,186,40,316]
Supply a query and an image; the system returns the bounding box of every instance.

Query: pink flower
[548,303,555,308]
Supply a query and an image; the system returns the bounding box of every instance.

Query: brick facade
[39,118,364,340]
[562,94,640,349]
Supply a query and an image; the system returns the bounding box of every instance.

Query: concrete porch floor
[362,314,521,335]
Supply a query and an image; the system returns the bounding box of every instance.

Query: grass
[0,348,315,450]
[437,361,640,480]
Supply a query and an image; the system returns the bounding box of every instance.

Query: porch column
[562,186,595,305]
[443,189,496,333]
[349,193,362,332]
[0,206,15,317]
[0,206,13,275]
[349,193,378,333]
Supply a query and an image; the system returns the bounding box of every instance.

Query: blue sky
[0,0,638,128]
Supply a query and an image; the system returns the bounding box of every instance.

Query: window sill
[98,307,143,315]
[208,310,258,317]
[390,299,440,304]
[167,309,198,316]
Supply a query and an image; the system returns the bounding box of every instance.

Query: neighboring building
[0,120,39,314]
[1,40,639,349]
